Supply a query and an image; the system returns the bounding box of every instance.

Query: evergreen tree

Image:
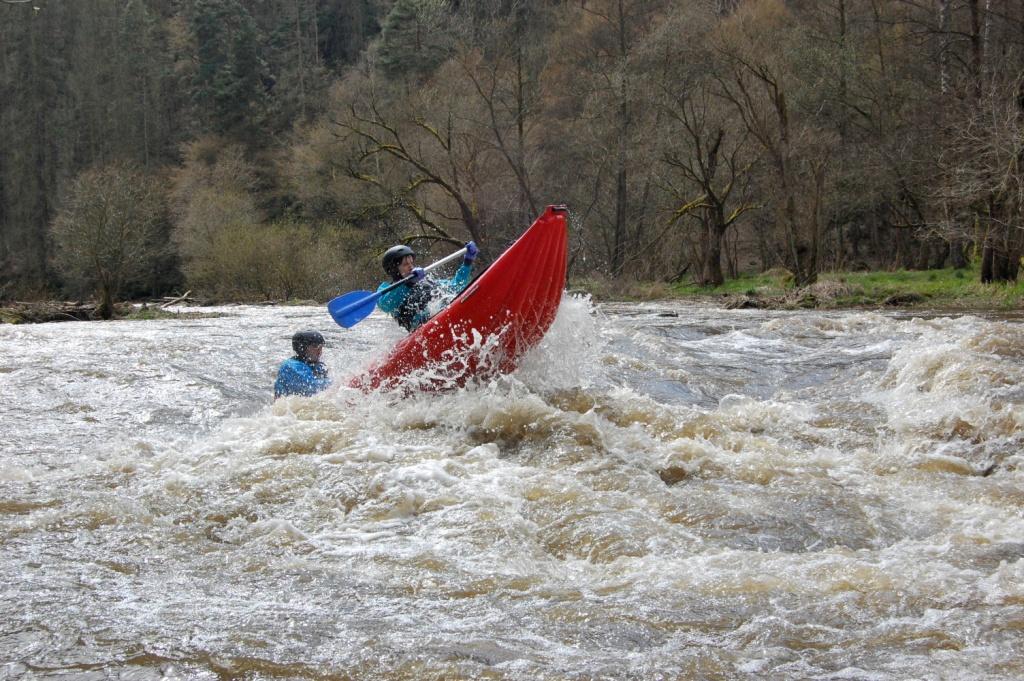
[189,0,269,140]
[378,0,452,80]
[0,1,74,293]
[316,0,381,69]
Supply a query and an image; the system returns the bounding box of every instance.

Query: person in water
[274,330,331,398]
[377,241,478,332]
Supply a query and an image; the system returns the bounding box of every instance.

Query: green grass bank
[578,267,1024,311]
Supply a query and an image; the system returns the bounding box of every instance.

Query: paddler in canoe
[376,241,479,332]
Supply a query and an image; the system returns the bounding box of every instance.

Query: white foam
[3,304,1023,679]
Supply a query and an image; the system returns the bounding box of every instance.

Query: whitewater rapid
[1,298,1022,679]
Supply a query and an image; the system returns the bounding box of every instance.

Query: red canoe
[350,205,569,392]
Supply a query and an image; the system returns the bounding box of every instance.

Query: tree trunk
[949,238,968,268]
[700,220,724,287]
[97,286,114,320]
[610,0,630,278]
[980,243,994,283]
[968,0,983,99]
[988,224,1023,282]
[929,240,950,269]
[727,227,739,279]
[611,166,628,277]
[938,0,952,93]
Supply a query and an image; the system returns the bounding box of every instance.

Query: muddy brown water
[1,299,1022,679]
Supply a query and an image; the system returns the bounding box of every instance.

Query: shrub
[180,219,364,301]
[50,163,169,318]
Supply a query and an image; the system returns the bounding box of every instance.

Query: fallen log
[160,290,192,308]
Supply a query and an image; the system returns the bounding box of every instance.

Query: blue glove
[406,267,426,285]
[464,241,479,263]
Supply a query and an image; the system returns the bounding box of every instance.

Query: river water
[1,299,1022,680]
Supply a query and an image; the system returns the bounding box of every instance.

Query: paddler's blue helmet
[292,330,325,356]
[382,245,415,278]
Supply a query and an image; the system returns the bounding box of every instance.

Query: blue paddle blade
[327,290,379,328]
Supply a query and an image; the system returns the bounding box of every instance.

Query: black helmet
[382,245,415,278]
[292,330,325,356]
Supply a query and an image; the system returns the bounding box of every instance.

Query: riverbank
[0,300,225,324]
[3,268,1021,324]
[578,267,1024,311]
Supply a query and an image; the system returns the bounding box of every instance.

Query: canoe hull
[351,205,569,392]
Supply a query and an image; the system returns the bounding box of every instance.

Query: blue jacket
[377,262,473,332]
[274,357,331,398]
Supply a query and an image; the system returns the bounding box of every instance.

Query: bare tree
[326,55,516,253]
[50,163,168,318]
[453,1,550,226]
[555,0,666,278]
[661,81,757,286]
[715,0,834,286]
[936,74,1024,282]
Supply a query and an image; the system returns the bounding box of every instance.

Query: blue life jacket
[376,262,473,332]
[274,357,331,398]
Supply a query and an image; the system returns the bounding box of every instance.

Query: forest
[1,0,1023,316]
